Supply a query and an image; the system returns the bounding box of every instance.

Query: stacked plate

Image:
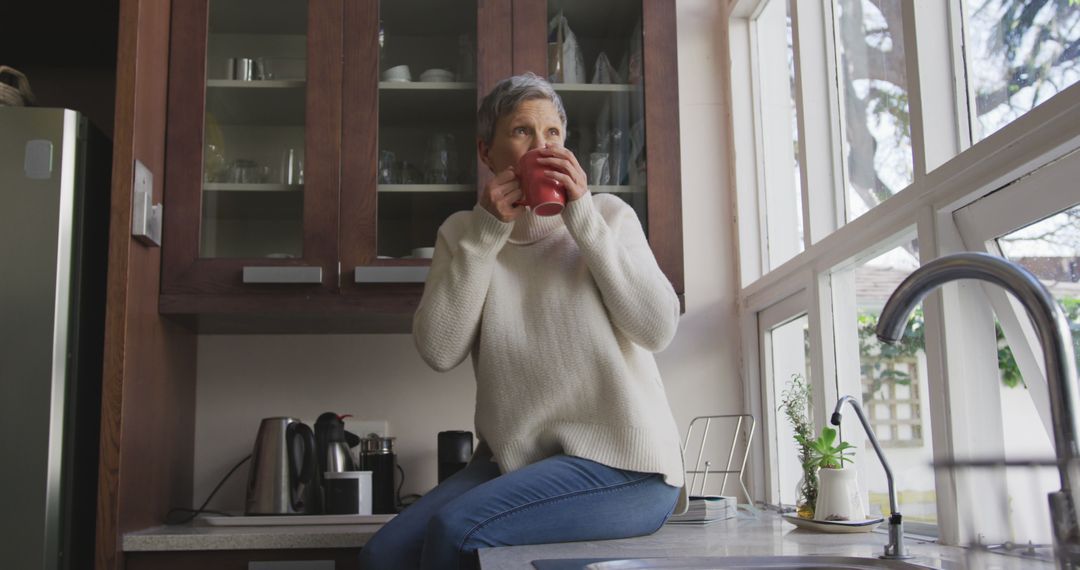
[419,68,454,83]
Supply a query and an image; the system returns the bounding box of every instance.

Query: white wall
[192,0,741,511]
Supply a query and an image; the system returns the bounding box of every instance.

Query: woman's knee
[359,528,420,570]
[424,505,471,550]
[420,507,485,569]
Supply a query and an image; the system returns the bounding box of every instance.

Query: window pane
[202,0,309,258]
[757,0,805,268]
[769,315,811,509]
[834,0,913,221]
[996,332,1057,545]
[997,203,1080,372]
[965,0,1080,142]
[852,241,937,524]
[990,203,1080,545]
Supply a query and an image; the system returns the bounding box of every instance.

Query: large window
[754,0,805,269]
[834,0,913,219]
[731,0,1080,548]
[994,203,1080,544]
[964,0,1080,142]
[766,314,811,508]
[842,242,937,525]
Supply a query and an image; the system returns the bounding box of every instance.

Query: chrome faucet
[876,252,1080,568]
[831,396,911,559]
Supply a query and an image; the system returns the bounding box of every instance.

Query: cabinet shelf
[593,185,644,194]
[377,184,473,193]
[554,83,637,93]
[207,80,306,88]
[379,82,477,126]
[204,183,303,192]
[373,184,640,194]
[379,81,476,91]
[206,81,306,126]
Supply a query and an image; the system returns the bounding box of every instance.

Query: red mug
[516,148,566,216]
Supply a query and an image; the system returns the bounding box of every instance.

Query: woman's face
[478,98,565,174]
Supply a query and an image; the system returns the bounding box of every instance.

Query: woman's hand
[537,145,589,202]
[479,167,524,222]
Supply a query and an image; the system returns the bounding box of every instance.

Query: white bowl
[419,68,454,83]
[382,65,412,82]
[411,247,436,259]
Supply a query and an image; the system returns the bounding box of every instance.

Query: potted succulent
[778,375,817,518]
[800,426,864,521]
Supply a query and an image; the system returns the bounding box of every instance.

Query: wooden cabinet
[160,0,683,333]
[126,548,361,570]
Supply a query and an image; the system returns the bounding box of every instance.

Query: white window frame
[953,156,1080,442]
[729,0,1080,546]
[755,288,810,507]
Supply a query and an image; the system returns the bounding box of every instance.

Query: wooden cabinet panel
[126,548,362,570]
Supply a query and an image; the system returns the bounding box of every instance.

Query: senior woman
[358,72,687,570]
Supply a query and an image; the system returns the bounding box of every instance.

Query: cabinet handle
[354,266,429,283]
[242,266,323,284]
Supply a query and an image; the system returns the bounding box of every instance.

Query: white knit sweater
[413,192,687,513]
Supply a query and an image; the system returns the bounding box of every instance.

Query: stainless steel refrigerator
[0,107,111,570]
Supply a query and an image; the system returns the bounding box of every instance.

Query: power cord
[166,454,252,525]
[396,463,422,510]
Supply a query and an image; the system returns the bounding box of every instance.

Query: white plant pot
[815,467,865,521]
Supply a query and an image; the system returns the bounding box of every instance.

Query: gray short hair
[477,72,568,147]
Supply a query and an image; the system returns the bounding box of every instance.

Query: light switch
[132,159,162,247]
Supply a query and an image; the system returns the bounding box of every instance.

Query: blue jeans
[358,453,680,570]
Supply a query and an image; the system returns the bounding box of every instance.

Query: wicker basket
[0,66,36,107]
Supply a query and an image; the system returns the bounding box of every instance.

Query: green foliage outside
[858,297,1080,396]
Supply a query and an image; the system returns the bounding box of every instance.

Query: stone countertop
[122,521,382,552]
[478,510,1056,570]
[123,510,1057,569]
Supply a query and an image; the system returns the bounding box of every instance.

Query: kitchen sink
[579,556,933,569]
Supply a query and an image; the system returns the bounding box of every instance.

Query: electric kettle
[245,417,320,515]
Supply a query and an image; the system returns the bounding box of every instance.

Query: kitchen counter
[124,510,1056,569]
[479,509,1056,570]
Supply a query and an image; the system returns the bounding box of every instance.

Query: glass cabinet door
[375,0,478,259]
[340,0,480,283]
[164,0,341,296]
[201,0,309,259]
[546,0,648,231]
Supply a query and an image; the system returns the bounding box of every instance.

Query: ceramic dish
[419,68,454,82]
[781,513,884,533]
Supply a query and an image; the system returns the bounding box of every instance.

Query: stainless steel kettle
[245,417,320,515]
